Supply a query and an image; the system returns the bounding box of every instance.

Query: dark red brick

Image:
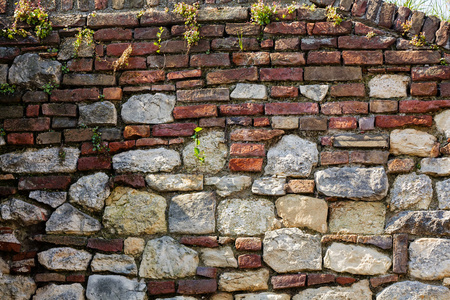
[227,117,252,126]
[18,176,71,191]
[180,236,219,248]
[161,40,210,54]
[385,50,441,64]
[307,51,341,65]
[4,118,50,132]
[270,52,305,66]
[148,281,176,295]
[354,22,385,35]
[238,254,261,268]
[229,158,263,172]
[78,156,111,171]
[265,102,318,115]
[178,279,217,294]
[329,117,357,129]
[399,100,450,113]
[13,252,37,261]
[441,83,450,97]
[271,86,299,98]
[253,117,270,127]
[274,38,300,51]
[350,151,390,165]
[260,68,303,81]
[7,133,34,145]
[410,82,438,96]
[219,103,264,116]
[50,88,100,102]
[123,125,150,139]
[312,21,352,35]
[272,274,306,289]
[206,67,258,85]
[42,103,77,117]
[22,91,48,103]
[336,277,357,286]
[264,22,306,35]
[412,66,450,81]
[32,234,87,246]
[176,80,205,89]
[321,151,349,165]
[308,274,336,286]
[66,274,86,283]
[35,273,66,283]
[190,53,230,67]
[119,70,165,85]
[113,174,145,188]
[167,69,202,81]
[343,51,383,65]
[87,12,139,28]
[87,238,123,252]
[0,186,17,196]
[338,36,396,49]
[81,141,109,155]
[26,105,40,117]
[230,129,284,141]
[173,105,217,119]
[341,101,369,114]
[94,0,107,10]
[94,28,133,41]
[134,27,170,40]
[375,115,433,128]
[0,236,21,252]
[67,58,93,72]
[232,52,270,66]
[230,143,265,157]
[196,267,217,278]
[370,274,399,288]
[95,57,146,71]
[393,233,408,274]
[199,118,226,128]
[135,138,168,147]
[152,123,197,137]
[235,237,261,251]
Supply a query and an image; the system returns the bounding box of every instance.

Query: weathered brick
[286,179,315,194]
[359,117,375,131]
[199,25,225,37]
[387,158,415,174]
[35,273,66,283]
[272,274,306,289]
[207,67,258,85]
[441,83,450,97]
[87,12,139,28]
[343,51,383,65]
[301,37,337,50]
[253,117,270,127]
[260,68,303,81]
[64,128,93,142]
[264,22,307,35]
[113,174,146,188]
[274,38,300,51]
[0,186,18,196]
[180,236,218,248]
[87,238,123,252]
[227,117,252,126]
[219,103,264,116]
[152,123,197,137]
[148,281,176,295]
[229,158,263,172]
[307,51,340,65]
[399,100,450,113]
[135,138,168,147]
[177,279,217,294]
[211,37,260,51]
[18,176,71,190]
[352,0,369,16]
[196,267,217,279]
[94,28,133,41]
[196,7,248,22]
[173,105,217,119]
[375,115,432,128]
[350,151,390,165]
[320,151,349,165]
[63,74,116,86]
[190,53,230,67]
[308,274,336,286]
[232,52,270,66]
[103,87,122,101]
[152,85,175,92]
[199,118,226,128]
[321,103,342,115]
[94,0,107,10]
[235,237,261,251]
[81,142,109,155]
[22,91,48,103]
[330,83,366,97]
[119,70,165,85]
[51,88,99,102]
[167,69,202,81]
[176,80,204,90]
[354,22,385,35]
[66,58,93,72]
[4,118,50,132]
[339,36,396,49]
[0,106,22,119]
[134,27,170,40]
[148,54,189,68]
[385,50,441,64]
[261,39,274,49]
[161,40,210,54]
[336,277,358,286]
[370,100,398,113]
[410,82,438,96]
[177,88,230,102]
[140,11,184,26]
[95,57,146,71]
[230,143,265,157]
[304,67,362,81]
[370,274,399,288]
[265,102,318,115]
[270,52,305,66]
[42,103,77,117]
[329,117,357,129]
[32,234,86,246]
[123,125,150,139]
[7,133,34,145]
[225,23,260,35]
[238,254,261,269]
[341,101,369,114]
[299,116,327,131]
[312,21,352,35]
[271,86,299,98]
[412,66,450,81]
[78,156,111,171]
[66,274,85,283]
[393,234,408,274]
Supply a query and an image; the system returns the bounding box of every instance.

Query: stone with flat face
[300,85,328,101]
[201,246,238,268]
[86,275,146,300]
[139,236,198,279]
[38,247,92,271]
[265,135,319,177]
[33,283,84,300]
[435,110,450,138]
[437,179,450,209]
[69,172,110,212]
[91,253,137,275]
[46,203,101,235]
[205,175,252,197]
[145,174,203,192]
[235,293,290,300]
[333,134,389,148]
[369,75,409,98]
[0,198,49,225]
[218,269,269,292]
[29,191,67,208]
[252,177,286,196]
[294,280,372,300]
[0,275,36,300]
[389,173,432,211]
[419,158,450,176]
[112,148,181,173]
[263,228,322,273]
[231,84,267,100]
[409,238,450,280]
[58,37,94,60]
[79,101,117,126]
[315,167,388,200]
[376,281,450,300]
[385,210,450,236]
[390,129,436,157]
[121,93,175,124]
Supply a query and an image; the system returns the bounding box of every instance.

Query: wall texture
[0,0,450,299]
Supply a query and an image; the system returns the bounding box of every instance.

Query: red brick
[230,129,284,141]
[35,273,66,283]
[254,117,270,127]
[7,133,34,145]
[176,80,204,89]
[321,103,342,115]
[229,158,263,172]
[123,125,150,139]
[211,37,260,52]
[0,186,17,196]
[230,143,265,157]
[270,52,305,66]
[320,151,349,165]
[26,105,40,117]
[103,87,122,100]
[32,235,87,246]
[272,274,306,289]
[200,25,225,37]
[135,138,168,147]
[227,117,252,126]
[308,274,336,286]
[260,68,303,81]
[119,70,165,85]
[385,51,441,64]
[42,103,77,117]
[81,141,109,155]
[264,22,307,35]
[270,86,298,98]
[148,281,176,295]
[336,277,357,286]
[196,267,217,278]
[12,251,36,262]
[312,21,352,35]
[177,88,230,102]
[78,156,111,171]
[441,83,450,97]
[64,129,93,142]
[152,123,197,137]
[67,58,93,72]
[173,105,217,119]
[148,54,189,69]
[235,237,261,251]
[399,100,450,113]
[50,88,99,102]
[94,0,107,10]
[152,85,175,92]
[265,102,318,115]
[161,40,210,54]
[190,53,231,67]
[370,100,398,113]
[169,138,184,145]
[206,67,258,85]
[95,44,104,56]
[87,12,139,28]
[354,22,385,35]
[307,51,341,65]
[113,174,145,188]
[4,118,50,131]
[199,118,226,128]
[22,91,48,103]
[232,52,270,66]
[273,8,296,21]
[168,69,202,81]
[375,115,433,128]
[178,279,217,294]
[66,274,86,283]
[329,117,357,129]
[180,236,218,248]
[94,28,132,41]
[338,36,396,49]
[238,254,261,269]
[87,238,123,252]
[410,82,438,96]
[370,274,398,288]
[18,176,71,191]
[301,37,337,50]
[350,151,390,164]
[286,179,315,193]
[412,66,450,81]
[134,27,170,40]
[0,236,21,252]
[330,83,366,97]
[274,38,300,51]
[388,158,415,174]
[358,117,373,131]
[343,51,383,65]
[341,101,369,114]
[219,103,264,116]
[95,57,146,71]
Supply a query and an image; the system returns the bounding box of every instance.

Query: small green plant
[410,32,427,47]
[173,2,200,50]
[61,64,69,74]
[0,83,16,95]
[73,28,94,58]
[58,148,66,161]
[366,31,376,39]
[441,58,449,66]
[205,49,210,55]
[283,1,297,18]
[47,48,58,53]
[401,20,412,34]
[0,128,6,136]
[42,82,59,95]
[250,0,277,26]
[136,10,145,19]
[98,94,105,100]
[92,127,110,153]
[326,5,344,26]
[154,27,164,54]
[191,127,205,163]
[301,3,316,11]
[238,30,244,51]
[90,11,97,18]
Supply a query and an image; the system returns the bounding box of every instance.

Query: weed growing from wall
[73,28,94,58]
[191,127,205,163]
[154,27,165,54]
[173,2,200,51]
[112,44,132,72]
[326,6,344,26]
[0,83,16,95]
[250,0,277,25]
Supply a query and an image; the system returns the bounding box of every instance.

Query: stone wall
[0,0,450,299]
